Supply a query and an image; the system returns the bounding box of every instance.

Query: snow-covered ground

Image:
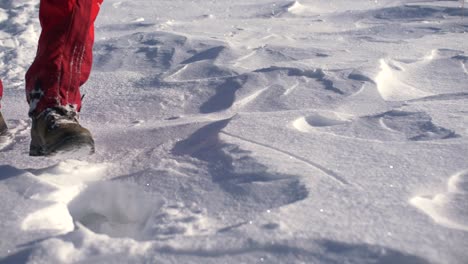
[1,0,468,263]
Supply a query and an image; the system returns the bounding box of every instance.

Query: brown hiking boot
[30,107,95,157]
[0,111,7,135]
[0,111,11,147]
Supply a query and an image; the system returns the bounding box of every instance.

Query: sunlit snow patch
[410,170,468,232]
[273,1,320,16]
[375,59,432,101]
[22,202,75,233]
[21,160,109,233]
[29,160,108,187]
[286,1,310,15]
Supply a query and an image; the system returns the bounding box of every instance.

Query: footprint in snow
[370,110,459,141]
[294,113,350,133]
[293,110,459,142]
[68,182,213,241]
[0,119,29,151]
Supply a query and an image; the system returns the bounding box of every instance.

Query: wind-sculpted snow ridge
[411,170,468,232]
[172,119,310,210]
[262,1,320,18]
[329,2,467,42]
[375,49,468,101]
[5,237,433,264]
[371,4,466,22]
[91,30,356,118]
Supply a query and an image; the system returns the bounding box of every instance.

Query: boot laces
[42,107,79,129]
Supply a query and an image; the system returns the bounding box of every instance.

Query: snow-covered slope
[1,0,467,263]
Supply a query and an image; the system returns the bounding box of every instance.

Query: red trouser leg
[25,0,103,116]
[0,79,3,109]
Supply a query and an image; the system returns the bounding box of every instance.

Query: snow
[411,170,468,232]
[1,0,468,263]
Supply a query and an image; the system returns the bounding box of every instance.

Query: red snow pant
[25,0,103,116]
[0,80,3,108]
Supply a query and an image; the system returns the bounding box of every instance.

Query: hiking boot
[0,111,12,147]
[30,107,95,157]
[0,111,7,136]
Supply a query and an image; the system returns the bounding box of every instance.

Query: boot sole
[30,134,95,158]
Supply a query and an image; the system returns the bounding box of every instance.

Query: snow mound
[375,50,468,101]
[270,1,319,17]
[375,59,431,101]
[166,61,237,82]
[411,170,468,232]
[227,66,368,113]
[285,1,307,15]
[233,45,329,70]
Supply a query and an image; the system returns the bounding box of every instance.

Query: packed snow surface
[1,0,468,263]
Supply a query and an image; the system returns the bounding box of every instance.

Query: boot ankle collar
[33,106,79,121]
